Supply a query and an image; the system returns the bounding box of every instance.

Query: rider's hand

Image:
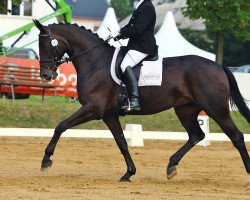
[110,29,120,41]
[112,30,120,37]
[114,35,122,41]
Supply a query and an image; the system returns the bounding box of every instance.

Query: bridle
[39,29,64,71]
[39,29,112,71]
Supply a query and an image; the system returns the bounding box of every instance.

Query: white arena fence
[0,120,250,147]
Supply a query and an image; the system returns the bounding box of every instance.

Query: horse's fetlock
[45,148,53,157]
[128,166,136,175]
[168,156,178,168]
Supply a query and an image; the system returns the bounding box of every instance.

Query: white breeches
[120,50,148,73]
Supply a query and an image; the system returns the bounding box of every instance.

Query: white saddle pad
[110,48,163,87]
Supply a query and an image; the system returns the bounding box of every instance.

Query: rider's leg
[120,50,148,111]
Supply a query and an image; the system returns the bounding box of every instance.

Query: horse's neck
[54,25,115,73]
[67,33,94,57]
[73,47,115,73]
[69,39,114,74]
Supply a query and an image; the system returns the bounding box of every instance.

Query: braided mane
[48,23,111,47]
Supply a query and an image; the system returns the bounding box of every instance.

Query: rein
[65,38,111,64]
[39,29,112,70]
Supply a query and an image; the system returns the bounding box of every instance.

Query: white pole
[197,111,210,146]
[125,124,144,147]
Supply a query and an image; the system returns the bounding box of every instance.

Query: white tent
[155,11,215,61]
[96,7,128,47]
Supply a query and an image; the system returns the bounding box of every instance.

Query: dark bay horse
[33,20,250,184]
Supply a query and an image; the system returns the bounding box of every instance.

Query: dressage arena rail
[0,124,250,147]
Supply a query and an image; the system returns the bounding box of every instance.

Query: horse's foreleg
[167,105,204,179]
[102,115,136,182]
[41,105,96,171]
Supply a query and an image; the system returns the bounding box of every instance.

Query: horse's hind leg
[212,114,250,185]
[102,115,136,182]
[167,104,204,179]
[41,105,97,170]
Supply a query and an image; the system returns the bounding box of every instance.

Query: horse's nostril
[41,74,50,80]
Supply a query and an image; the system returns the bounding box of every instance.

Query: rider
[114,0,158,111]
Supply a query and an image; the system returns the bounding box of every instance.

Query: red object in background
[0,57,78,98]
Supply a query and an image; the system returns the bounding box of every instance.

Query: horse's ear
[33,19,46,33]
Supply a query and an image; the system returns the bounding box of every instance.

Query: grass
[0,96,249,133]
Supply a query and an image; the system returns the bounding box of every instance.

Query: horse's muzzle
[52,71,58,79]
[41,70,58,81]
[41,73,52,81]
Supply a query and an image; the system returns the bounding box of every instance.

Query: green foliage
[223,35,250,66]
[183,0,250,41]
[12,0,22,5]
[182,0,250,64]
[0,0,8,14]
[111,0,133,21]
[0,0,30,14]
[179,28,250,66]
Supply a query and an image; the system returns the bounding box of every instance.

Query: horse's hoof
[41,159,53,171]
[167,166,177,180]
[119,177,131,182]
[119,173,131,182]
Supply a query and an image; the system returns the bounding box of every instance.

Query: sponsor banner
[0,57,78,97]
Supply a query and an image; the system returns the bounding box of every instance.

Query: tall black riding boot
[121,66,141,111]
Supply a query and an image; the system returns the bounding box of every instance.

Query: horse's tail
[222,65,250,123]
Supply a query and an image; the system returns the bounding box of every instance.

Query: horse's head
[33,19,69,80]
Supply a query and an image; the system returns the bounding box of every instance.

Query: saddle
[115,47,159,82]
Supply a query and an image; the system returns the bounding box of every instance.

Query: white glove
[112,30,120,38]
[107,28,120,38]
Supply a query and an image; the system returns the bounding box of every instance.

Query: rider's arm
[119,4,155,38]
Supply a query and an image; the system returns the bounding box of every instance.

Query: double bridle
[39,29,64,70]
[39,29,112,71]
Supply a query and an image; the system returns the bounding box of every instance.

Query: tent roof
[96,7,128,47]
[155,11,215,60]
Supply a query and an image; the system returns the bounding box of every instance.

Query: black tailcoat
[120,0,158,55]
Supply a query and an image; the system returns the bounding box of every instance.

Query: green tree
[180,28,250,66]
[111,0,133,21]
[182,0,250,64]
[223,31,250,66]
